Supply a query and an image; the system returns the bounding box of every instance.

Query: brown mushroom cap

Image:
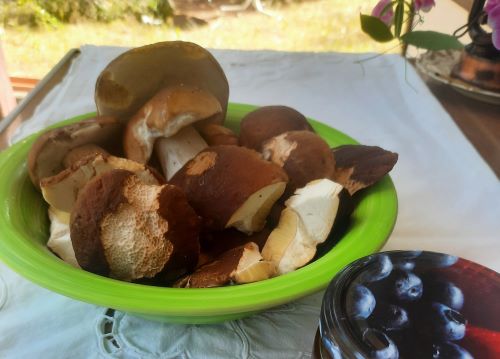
[239,106,314,151]
[63,144,109,168]
[70,169,200,281]
[170,145,288,233]
[95,41,229,121]
[330,145,398,195]
[123,84,222,164]
[196,123,238,146]
[174,242,275,288]
[27,116,122,189]
[262,130,335,196]
[150,181,202,284]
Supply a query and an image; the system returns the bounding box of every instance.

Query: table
[420,79,500,178]
[0,46,498,358]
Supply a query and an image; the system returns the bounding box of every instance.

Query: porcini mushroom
[196,122,238,146]
[123,84,222,165]
[95,42,230,181]
[27,116,122,189]
[262,179,343,275]
[170,145,288,234]
[95,41,229,121]
[63,144,109,168]
[262,130,335,196]
[174,242,275,288]
[239,106,313,151]
[330,145,398,195]
[40,153,161,214]
[70,169,200,281]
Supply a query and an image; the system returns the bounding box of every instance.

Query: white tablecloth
[1,46,499,358]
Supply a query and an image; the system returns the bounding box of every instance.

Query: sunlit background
[0,0,400,79]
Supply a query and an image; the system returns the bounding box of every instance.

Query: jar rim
[320,252,374,359]
[318,249,500,359]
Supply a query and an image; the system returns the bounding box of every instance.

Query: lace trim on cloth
[96,309,123,358]
[96,308,191,359]
[0,274,7,310]
[95,308,245,359]
[94,297,320,359]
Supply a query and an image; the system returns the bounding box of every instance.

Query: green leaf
[360,14,394,43]
[394,2,404,37]
[401,31,464,50]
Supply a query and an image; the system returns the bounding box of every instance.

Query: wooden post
[0,40,17,118]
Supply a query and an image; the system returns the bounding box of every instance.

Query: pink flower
[372,0,394,26]
[485,0,500,12]
[486,0,500,49]
[414,0,436,12]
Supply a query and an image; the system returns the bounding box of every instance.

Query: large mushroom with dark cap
[171,145,288,234]
[70,169,201,282]
[94,41,231,181]
[95,41,229,121]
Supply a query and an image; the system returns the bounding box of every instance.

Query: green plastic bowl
[0,103,397,324]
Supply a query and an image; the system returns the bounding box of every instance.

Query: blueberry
[391,251,422,271]
[389,270,423,302]
[362,328,399,359]
[359,254,393,283]
[346,284,376,319]
[427,253,459,268]
[432,342,473,359]
[426,281,464,311]
[371,303,410,331]
[393,258,416,271]
[428,303,466,341]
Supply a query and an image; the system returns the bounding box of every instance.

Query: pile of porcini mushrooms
[27,41,398,288]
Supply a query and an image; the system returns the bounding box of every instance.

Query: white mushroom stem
[262,179,343,275]
[154,126,208,180]
[233,243,276,284]
[47,207,80,268]
[226,182,286,234]
[234,260,276,284]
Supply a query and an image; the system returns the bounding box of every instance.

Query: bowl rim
[0,103,398,318]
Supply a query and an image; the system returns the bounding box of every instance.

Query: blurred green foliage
[0,0,173,27]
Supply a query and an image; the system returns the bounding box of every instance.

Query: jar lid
[319,251,500,359]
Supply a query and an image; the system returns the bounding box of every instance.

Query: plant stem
[401,3,415,56]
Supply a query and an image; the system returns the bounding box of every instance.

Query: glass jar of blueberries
[314,251,500,359]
